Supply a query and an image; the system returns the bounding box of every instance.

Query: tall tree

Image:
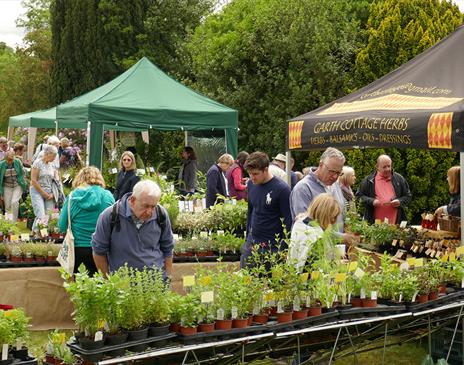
[188,0,361,155]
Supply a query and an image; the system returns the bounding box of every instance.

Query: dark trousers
[74,247,98,276]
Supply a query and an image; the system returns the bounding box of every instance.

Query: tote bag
[57,192,75,274]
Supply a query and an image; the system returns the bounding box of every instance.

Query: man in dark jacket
[356,155,411,224]
[205,154,234,208]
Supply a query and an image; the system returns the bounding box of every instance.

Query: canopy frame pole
[184,131,188,146]
[285,151,291,187]
[86,121,91,166]
[461,152,464,245]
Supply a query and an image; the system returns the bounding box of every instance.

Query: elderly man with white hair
[92,179,174,277]
[356,154,411,224]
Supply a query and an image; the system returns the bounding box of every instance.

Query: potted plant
[46,243,60,262]
[62,266,106,350]
[6,309,30,361]
[0,243,7,261]
[7,245,22,263]
[143,269,172,337]
[20,243,35,263]
[0,310,14,365]
[177,293,199,335]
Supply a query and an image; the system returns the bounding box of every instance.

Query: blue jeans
[30,187,55,232]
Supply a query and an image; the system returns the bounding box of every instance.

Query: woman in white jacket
[288,193,341,271]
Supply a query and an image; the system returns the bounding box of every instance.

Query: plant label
[183,275,195,287]
[399,293,403,302]
[199,276,212,286]
[178,201,185,212]
[10,234,19,242]
[411,290,419,302]
[16,340,21,351]
[399,221,407,228]
[370,291,377,300]
[1,344,8,361]
[200,231,208,239]
[201,291,214,303]
[399,262,409,271]
[191,236,198,240]
[441,254,449,262]
[40,228,49,237]
[414,258,424,267]
[217,308,224,320]
[293,297,300,311]
[94,331,103,342]
[231,306,238,319]
[111,168,118,174]
[406,258,416,267]
[392,239,398,246]
[384,217,389,224]
[253,304,260,315]
[148,167,155,173]
[306,295,311,308]
[461,278,464,289]
[188,201,194,212]
[449,252,457,262]
[300,273,309,282]
[217,230,224,236]
[277,302,284,313]
[360,288,366,299]
[20,233,30,241]
[173,234,179,241]
[348,261,358,272]
[354,268,365,279]
[456,246,464,256]
[374,219,381,225]
[335,273,347,283]
[348,292,352,303]
[311,271,320,280]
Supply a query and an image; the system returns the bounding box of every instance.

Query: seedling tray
[177,324,267,345]
[0,261,58,268]
[268,310,340,332]
[337,304,406,320]
[11,357,37,365]
[68,333,176,362]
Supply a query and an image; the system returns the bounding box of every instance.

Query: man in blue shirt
[92,180,174,277]
[240,152,292,268]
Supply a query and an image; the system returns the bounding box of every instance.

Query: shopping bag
[57,192,75,274]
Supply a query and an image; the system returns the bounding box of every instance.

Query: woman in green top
[0,151,28,222]
[59,166,114,275]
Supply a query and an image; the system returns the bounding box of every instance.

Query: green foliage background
[0,0,463,223]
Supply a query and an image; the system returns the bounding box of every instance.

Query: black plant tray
[177,324,267,345]
[11,358,37,365]
[173,254,240,263]
[337,304,406,320]
[268,310,340,333]
[0,261,58,268]
[68,332,176,361]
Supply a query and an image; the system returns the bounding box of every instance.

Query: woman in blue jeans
[30,145,59,233]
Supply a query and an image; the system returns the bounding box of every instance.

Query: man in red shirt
[356,155,411,224]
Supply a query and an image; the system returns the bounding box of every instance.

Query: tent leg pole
[184,131,188,146]
[86,121,91,166]
[286,151,291,187]
[461,153,464,246]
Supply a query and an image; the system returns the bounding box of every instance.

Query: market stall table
[0,262,239,329]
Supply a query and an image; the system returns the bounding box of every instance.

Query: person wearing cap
[0,137,12,161]
[269,153,288,181]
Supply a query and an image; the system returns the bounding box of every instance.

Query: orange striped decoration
[427,112,453,149]
[288,121,304,149]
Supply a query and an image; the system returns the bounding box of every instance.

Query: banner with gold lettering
[287,25,464,152]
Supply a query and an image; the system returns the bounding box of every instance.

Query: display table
[0,262,239,330]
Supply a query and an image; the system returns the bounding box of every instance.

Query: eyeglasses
[122,158,132,162]
[323,162,343,177]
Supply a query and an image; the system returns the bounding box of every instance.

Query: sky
[0,0,464,49]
